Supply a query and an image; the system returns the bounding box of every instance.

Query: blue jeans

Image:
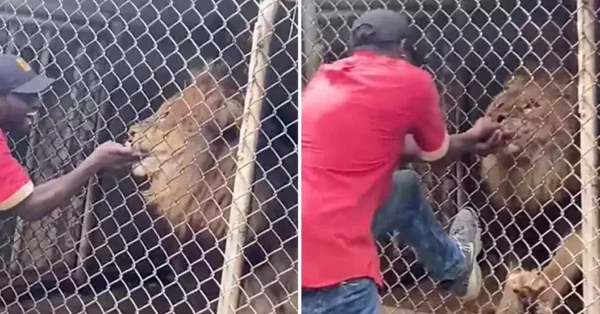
[302,279,381,314]
[302,170,465,314]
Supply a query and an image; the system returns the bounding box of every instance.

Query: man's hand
[474,129,508,156]
[402,116,515,163]
[466,116,503,142]
[88,141,147,171]
[468,116,515,157]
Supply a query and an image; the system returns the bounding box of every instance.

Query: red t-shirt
[0,130,33,211]
[301,51,450,288]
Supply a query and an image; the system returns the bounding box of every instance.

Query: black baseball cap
[351,9,414,43]
[0,54,54,94]
[350,9,425,65]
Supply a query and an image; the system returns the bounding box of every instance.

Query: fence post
[216,0,281,313]
[302,0,320,81]
[577,0,598,313]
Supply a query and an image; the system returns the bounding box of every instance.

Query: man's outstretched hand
[13,141,149,222]
[466,116,502,141]
[88,141,148,171]
[466,116,514,157]
[474,129,510,156]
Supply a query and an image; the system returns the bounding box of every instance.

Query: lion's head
[480,62,580,214]
[128,64,243,177]
[126,63,244,240]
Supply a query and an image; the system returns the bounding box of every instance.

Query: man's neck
[352,46,399,59]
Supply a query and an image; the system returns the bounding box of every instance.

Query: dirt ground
[1,278,502,314]
[0,282,218,314]
[0,270,503,314]
[380,274,503,314]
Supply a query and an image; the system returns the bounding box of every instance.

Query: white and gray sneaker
[441,207,483,301]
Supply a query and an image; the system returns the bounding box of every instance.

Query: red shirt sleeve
[0,131,33,211]
[409,73,450,162]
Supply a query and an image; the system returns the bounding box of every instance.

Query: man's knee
[392,170,421,193]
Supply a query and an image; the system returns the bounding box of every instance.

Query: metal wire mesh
[0,0,298,313]
[301,0,599,313]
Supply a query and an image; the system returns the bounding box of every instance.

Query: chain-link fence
[301,0,599,313]
[0,0,298,313]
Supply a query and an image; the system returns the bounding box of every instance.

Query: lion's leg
[494,230,583,314]
[495,270,549,314]
[538,229,583,309]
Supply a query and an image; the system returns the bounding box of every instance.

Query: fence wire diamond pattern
[0,0,298,313]
[301,0,599,313]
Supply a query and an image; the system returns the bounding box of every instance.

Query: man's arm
[0,141,142,222]
[403,118,508,164]
[403,72,503,164]
[406,74,453,163]
[11,158,100,222]
[403,132,479,164]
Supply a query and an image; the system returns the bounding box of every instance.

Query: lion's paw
[506,270,548,301]
[495,270,552,314]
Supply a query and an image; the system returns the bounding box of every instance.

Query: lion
[127,64,244,243]
[126,62,297,313]
[479,61,586,313]
[480,61,580,216]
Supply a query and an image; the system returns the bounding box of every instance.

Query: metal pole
[577,0,598,312]
[216,0,281,313]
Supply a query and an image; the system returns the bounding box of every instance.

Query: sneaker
[441,207,483,301]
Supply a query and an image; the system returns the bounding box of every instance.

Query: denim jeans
[302,279,381,314]
[301,170,465,314]
[372,170,465,282]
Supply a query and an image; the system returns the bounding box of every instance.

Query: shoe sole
[461,225,482,302]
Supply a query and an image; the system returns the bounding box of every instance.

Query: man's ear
[0,93,10,109]
[400,40,426,67]
[399,38,408,48]
[398,38,408,57]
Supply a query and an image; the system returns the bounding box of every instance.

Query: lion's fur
[493,269,553,314]
[480,61,580,215]
[494,226,586,314]
[126,63,297,312]
[128,64,249,243]
[237,241,298,314]
[482,63,591,313]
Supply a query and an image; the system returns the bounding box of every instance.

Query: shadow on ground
[0,282,219,314]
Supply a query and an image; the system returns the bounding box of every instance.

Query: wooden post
[577,0,598,313]
[216,0,281,313]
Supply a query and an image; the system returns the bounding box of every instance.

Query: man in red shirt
[0,54,143,221]
[302,9,510,313]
